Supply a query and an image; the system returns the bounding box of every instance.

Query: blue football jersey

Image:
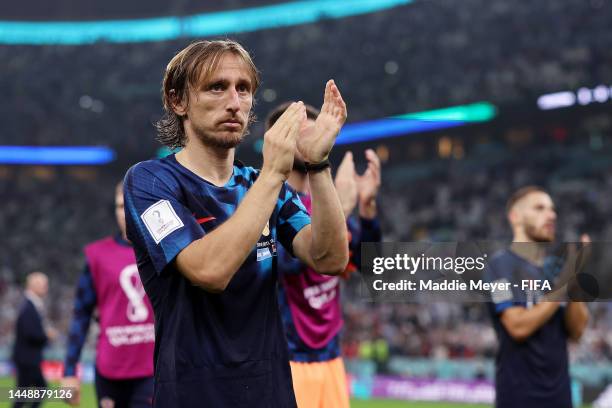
[124,154,310,407]
[484,249,572,408]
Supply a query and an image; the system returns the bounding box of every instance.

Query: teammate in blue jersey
[267,103,382,407]
[123,40,349,407]
[485,186,589,408]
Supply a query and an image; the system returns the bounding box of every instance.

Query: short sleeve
[276,182,311,256]
[123,163,205,274]
[483,254,516,315]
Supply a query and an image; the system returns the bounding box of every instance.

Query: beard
[193,123,249,149]
[525,223,554,242]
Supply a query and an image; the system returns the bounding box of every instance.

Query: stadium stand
[2,0,612,404]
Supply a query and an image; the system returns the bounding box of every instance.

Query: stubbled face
[115,186,127,239]
[179,53,254,149]
[514,192,557,242]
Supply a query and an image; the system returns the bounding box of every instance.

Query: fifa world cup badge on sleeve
[141,200,184,244]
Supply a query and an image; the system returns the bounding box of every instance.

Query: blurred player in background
[123,40,348,407]
[12,272,57,408]
[485,186,589,408]
[61,182,154,407]
[266,104,382,408]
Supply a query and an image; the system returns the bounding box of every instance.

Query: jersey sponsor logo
[256,220,276,261]
[257,247,272,262]
[141,200,184,244]
[490,278,513,304]
[119,264,149,322]
[256,237,277,261]
[194,214,216,224]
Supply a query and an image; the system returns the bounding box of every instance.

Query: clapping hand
[356,149,381,219]
[297,80,347,164]
[334,152,358,218]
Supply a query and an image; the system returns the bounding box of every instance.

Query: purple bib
[85,237,154,379]
[281,195,343,349]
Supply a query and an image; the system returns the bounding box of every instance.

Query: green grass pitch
[0,376,594,407]
[0,376,490,407]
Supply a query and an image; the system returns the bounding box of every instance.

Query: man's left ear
[170,89,188,116]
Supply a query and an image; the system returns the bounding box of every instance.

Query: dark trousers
[95,369,154,408]
[13,364,47,408]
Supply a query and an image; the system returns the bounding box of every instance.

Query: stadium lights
[0,146,115,165]
[335,102,498,145]
[537,85,612,110]
[0,0,411,45]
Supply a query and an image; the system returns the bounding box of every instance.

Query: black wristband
[304,159,331,172]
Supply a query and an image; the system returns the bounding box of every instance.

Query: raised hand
[261,101,306,183]
[356,149,381,219]
[546,232,593,302]
[334,151,358,218]
[297,80,347,164]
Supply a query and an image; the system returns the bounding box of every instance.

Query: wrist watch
[304,159,331,172]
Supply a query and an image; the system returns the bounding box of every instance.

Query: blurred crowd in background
[1,0,610,167]
[2,112,612,370]
[1,0,612,377]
